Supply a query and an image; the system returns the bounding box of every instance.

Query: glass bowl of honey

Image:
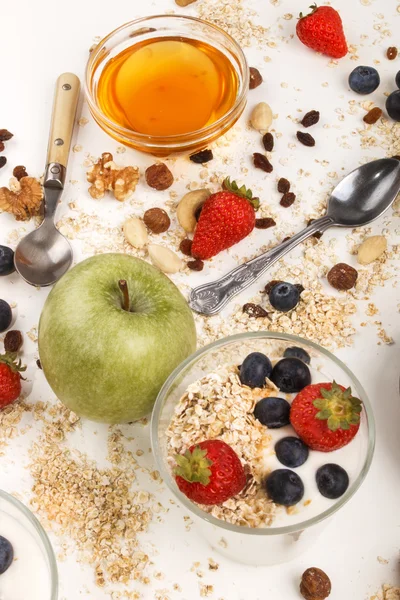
[85,15,249,156]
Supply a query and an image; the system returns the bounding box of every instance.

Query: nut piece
[123,217,148,249]
[177,189,211,233]
[189,149,213,164]
[249,67,263,89]
[253,152,273,173]
[243,303,268,318]
[300,567,331,600]
[4,330,23,353]
[145,163,173,190]
[187,259,204,271]
[0,177,43,221]
[179,238,193,256]
[255,217,276,229]
[297,131,316,147]
[280,192,296,207]
[13,166,29,181]
[277,178,290,193]
[262,132,274,152]
[387,46,398,60]
[175,0,197,5]
[363,107,382,124]
[148,244,183,274]
[250,102,273,132]
[357,235,387,265]
[87,153,139,201]
[301,110,320,128]
[327,263,358,291]
[143,208,171,234]
[0,130,13,142]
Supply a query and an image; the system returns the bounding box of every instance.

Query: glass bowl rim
[84,14,249,144]
[0,489,58,598]
[151,331,376,536]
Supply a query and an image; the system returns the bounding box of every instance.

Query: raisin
[301,110,320,128]
[262,132,274,152]
[187,259,204,271]
[0,142,4,152]
[36,359,42,369]
[264,280,283,294]
[4,330,23,353]
[255,217,276,229]
[327,263,358,291]
[280,192,296,207]
[179,238,193,256]
[242,303,269,318]
[0,130,13,142]
[277,177,290,193]
[387,46,398,60]
[300,567,331,600]
[13,165,29,181]
[297,131,315,147]
[281,236,291,243]
[249,67,263,89]
[307,219,323,239]
[363,107,382,124]
[0,156,6,169]
[253,152,273,173]
[189,149,213,164]
[393,155,400,161]
[295,283,305,294]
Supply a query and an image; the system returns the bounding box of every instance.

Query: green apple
[38,253,196,423]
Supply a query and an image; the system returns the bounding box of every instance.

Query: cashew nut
[177,189,211,233]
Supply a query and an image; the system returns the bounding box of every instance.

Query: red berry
[0,353,25,409]
[296,5,348,59]
[174,439,247,505]
[290,382,362,452]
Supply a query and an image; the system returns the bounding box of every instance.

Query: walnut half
[86,152,139,201]
[0,177,43,221]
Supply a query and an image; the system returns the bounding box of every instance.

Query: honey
[97,37,239,137]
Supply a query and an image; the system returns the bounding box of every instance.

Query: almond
[123,217,148,249]
[357,235,387,265]
[148,244,183,274]
[250,102,273,132]
[177,189,211,233]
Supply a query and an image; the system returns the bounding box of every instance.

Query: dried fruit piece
[123,217,148,249]
[13,166,28,181]
[190,149,213,164]
[249,67,263,89]
[4,330,23,353]
[253,152,273,173]
[327,263,358,291]
[177,189,211,233]
[301,110,320,128]
[262,132,274,152]
[363,107,382,124]
[187,259,204,271]
[0,157,6,169]
[387,46,398,61]
[264,280,283,294]
[297,131,316,147]
[175,0,197,5]
[36,359,42,370]
[179,239,193,256]
[255,217,276,229]
[300,567,331,600]
[280,192,296,207]
[250,102,273,132]
[307,218,323,239]
[87,153,139,201]
[0,177,43,221]
[277,178,290,193]
[357,235,387,265]
[295,283,305,295]
[0,130,13,142]
[143,207,171,234]
[243,303,269,318]
[148,244,183,274]
[0,142,4,152]
[145,163,174,190]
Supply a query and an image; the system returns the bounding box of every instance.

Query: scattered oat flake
[377,556,390,564]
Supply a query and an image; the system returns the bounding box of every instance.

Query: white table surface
[1,0,400,598]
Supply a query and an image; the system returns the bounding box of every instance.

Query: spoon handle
[46,73,80,169]
[189,215,334,315]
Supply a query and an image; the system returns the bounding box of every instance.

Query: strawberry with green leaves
[191,177,259,260]
[0,353,26,409]
[296,4,348,59]
[174,439,247,505]
[290,381,362,452]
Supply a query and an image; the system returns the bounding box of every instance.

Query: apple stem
[118,279,130,312]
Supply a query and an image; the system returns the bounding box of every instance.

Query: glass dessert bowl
[0,490,58,599]
[151,332,375,565]
[85,15,249,156]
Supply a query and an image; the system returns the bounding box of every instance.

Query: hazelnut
[300,567,331,600]
[143,208,170,234]
[145,163,174,191]
[327,263,358,291]
[4,330,23,353]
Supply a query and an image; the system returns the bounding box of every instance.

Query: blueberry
[386,90,400,122]
[265,469,304,506]
[316,464,349,500]
[270,357,311,393]
[239,352,272,388]
[269,282,299,312]
[348,66,380,95]
[396,71,400,89]
[275,437,309,468]
[0,245,15,276]
[283,346,311,365]
[0,299,12,333]
[254,396,291,428]
[0,535,13,575]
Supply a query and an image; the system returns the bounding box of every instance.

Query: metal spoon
[189,158,400,315]
[14,73,80,286]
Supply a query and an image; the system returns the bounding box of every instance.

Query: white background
[1,0,400,598]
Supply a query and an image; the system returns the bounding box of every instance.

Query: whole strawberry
[174,439,247,505]
[191,178,259,260]
[296,4,348,59]
[0,353,26,409]
[290,381,362,452]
